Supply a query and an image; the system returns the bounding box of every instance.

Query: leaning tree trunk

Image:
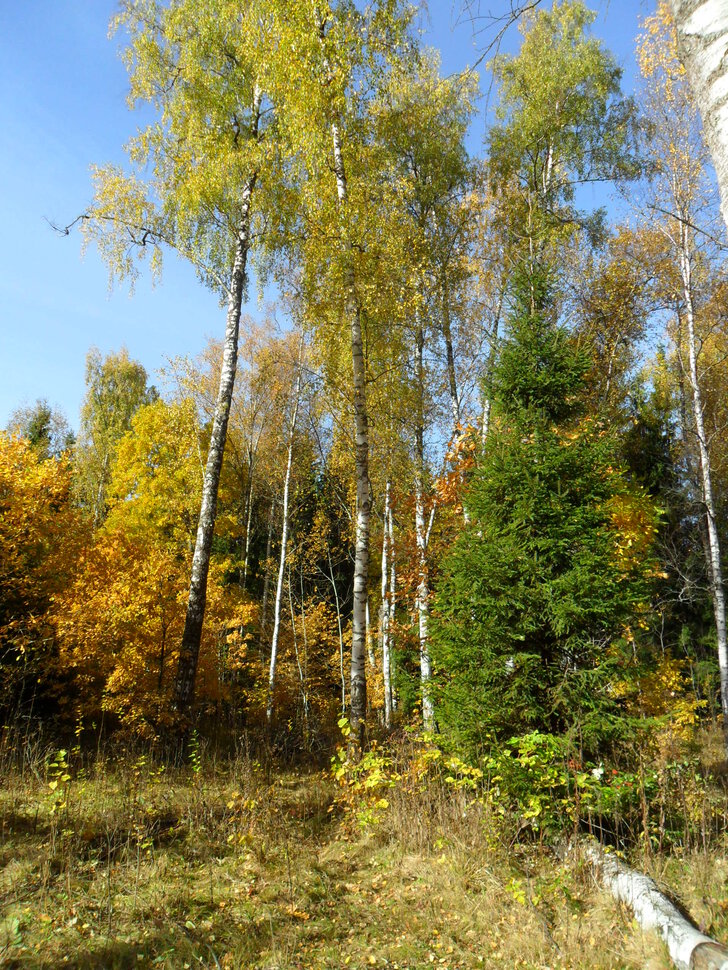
[266,336,304,726]
[332,121,371,750]
[670,0,728,233]
[678,230,728,732]
[173,95,261,717]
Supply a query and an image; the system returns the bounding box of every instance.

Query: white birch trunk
[584,840,728,970]
[242,450,254,591]
[414,323,435,731]
[481,297,503,445]
[259,497,275,652]
[327,548,347,713]
[670,0,728,233]
[266,337,304,726]
[173,88,261,716]
[678,233,728,729]
[366,599,376,669]
[388,497,398,712]
[288,565,310,741]
[332,121,370,748]
[380,479,393,728]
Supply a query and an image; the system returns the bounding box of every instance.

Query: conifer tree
[430,263,657,756]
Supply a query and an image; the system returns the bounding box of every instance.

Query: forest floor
[1,742,727,970]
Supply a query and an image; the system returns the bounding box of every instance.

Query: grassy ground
[0,739,723,970]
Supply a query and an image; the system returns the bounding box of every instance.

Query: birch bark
[266,337,304,725]
[173,98,260,714]
[331,120,371,749]
[388,496,398,713]
[414,321,435,731]
[670,0,728,233]
[677,232,728,729]
[380,478,394,728]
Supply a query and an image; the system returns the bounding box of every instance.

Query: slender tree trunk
[242,451,254,591]
[678,232,728,732]
[481,297,503,445]
[366,599,375,669]
[259,497,275,652]
[670,0,728,232]
[388,495,398,712]
[441,277,461,430]
[414,322,434,731]
[288,565,310,742]
[327,548,347,712]
[332,121,370,749]
[441,278,471,526]
[266,337,304,726]
[380,479,393,728]
[173,90,261,717]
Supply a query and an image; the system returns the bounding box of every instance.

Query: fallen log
[581,840,728,970]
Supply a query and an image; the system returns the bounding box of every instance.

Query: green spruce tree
[430,264,657,756]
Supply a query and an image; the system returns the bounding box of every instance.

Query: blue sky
[0,0,652,429]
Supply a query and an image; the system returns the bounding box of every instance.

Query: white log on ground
[583,840,728,970]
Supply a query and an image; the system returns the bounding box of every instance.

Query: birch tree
[79,0,276,719]
[263,0,414,747]
[75,348,156,526]
[638,3,728,734]
[669,0,728,233]
[267,334,305,726]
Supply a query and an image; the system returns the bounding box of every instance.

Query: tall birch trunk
[414,322,435,731]
[441,278,461,430]
[481,295,503,445]
[259,497,275,652]
[678,232,728,730]
[327,548,347,712]
[380,479,393,728]
[388,496,398,712]
[332,121,370,749]
[366,600,376,669]
[242,450,254,590]
[266,337,304,726]
[173,161,260,714]
[670,0,728,233]
[441,278,471,525]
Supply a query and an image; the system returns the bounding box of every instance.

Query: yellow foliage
[0,434,84,710]
[630,655,705,740]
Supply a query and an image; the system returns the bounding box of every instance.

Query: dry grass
[0,736,715,970]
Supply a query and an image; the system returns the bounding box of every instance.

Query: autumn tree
[261,0,416,745]
[6,400,74,460]
[74,347,156,526]
[80,0,278,719]
[56,397,246,734]
[487,0,640,266]
[637,1,728,735]
[0,434,82,721]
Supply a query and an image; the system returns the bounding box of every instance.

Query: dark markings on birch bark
[173,93,261,719]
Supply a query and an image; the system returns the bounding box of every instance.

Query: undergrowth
[1,725,727,969]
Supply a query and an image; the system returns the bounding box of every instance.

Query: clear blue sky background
[0,0,652,430]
